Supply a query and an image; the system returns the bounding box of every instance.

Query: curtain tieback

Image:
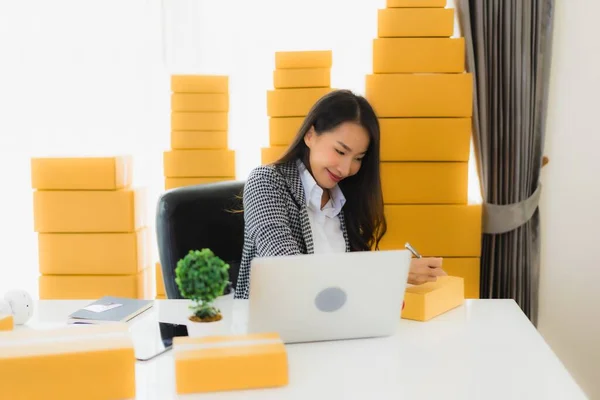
[482,183,542,234]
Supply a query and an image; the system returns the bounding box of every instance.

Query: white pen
[404,242,422,259]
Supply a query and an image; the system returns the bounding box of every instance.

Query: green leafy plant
[174,249,230,322]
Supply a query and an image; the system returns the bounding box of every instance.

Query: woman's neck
[321,189,330,209]
[299,158,331,209]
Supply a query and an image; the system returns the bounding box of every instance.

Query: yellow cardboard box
[38,229,150,275]
[171,131,228,150]
[380,118,471,162]
[381,204,482,256]
[269,117,303,146]
[366,73,473,117]
[275,50,332,69]
[378,8,454,37]
[164,177,234,190]
[39,267,152,300]
[402,276,464,321]
[163,150,235,178]
[387,0,446,7]
[0,324,135,400]
[443,258,480,299]
[171,93,229,112]
[156,262,166,296]
[0,314,13,331]
[33,187,146,233]
[262,146,288,165]
[381,162,468,204]
[273,68,331,89]
[373,38,465,73]
[171,112,228,131]
[267,88,332,117]
[171,75,228,93]
[31,156,132,190]
[175,333,288,394]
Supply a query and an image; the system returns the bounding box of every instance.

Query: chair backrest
[155,180,245,299]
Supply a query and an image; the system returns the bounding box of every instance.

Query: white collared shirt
[297,160,347,254]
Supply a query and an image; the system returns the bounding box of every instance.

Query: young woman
[234,89,445,299]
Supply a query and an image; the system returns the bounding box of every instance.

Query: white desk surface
[17,297,586,400]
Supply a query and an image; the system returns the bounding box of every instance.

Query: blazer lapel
[339,211,351,252]
[300,208,314,254]
[275,161,314,254]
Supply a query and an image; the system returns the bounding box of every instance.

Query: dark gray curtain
[456,0,555,325]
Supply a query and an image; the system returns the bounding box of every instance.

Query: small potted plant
[174,249,230,323]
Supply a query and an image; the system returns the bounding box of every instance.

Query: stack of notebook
[67,296,153,324]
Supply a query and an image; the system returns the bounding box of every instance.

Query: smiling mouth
[326,169,342,182]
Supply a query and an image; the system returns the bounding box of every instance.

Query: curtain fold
[456,0,555,324]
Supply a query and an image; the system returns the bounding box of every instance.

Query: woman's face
[304,121,370,189]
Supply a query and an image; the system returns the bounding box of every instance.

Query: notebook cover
[68,296,153,323]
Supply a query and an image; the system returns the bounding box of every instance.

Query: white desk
[19,297,586,400]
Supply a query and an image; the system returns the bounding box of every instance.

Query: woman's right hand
[408,257,446,285]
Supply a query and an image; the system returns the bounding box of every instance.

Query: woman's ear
[304,127,315,148]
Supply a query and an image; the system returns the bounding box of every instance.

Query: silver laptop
[246,250,411,343]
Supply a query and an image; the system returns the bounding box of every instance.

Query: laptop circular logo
[314,287,347,312]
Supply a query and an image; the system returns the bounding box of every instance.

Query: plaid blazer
[234,160,351,299]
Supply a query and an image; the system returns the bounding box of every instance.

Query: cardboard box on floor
[163,149,235,178]
[171,75,228,94]
[156,262,166,297]
[381,162,468,204]
[38,228,150,275]
[33,188,147,233]
[39,266,153,300]
[31,156,133,190]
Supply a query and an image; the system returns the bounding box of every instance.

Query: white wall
[0,0,388,297]
[0,0,169,296]
[538,1,600,399]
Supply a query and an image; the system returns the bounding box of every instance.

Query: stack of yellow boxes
[165,75,236,190]
[262,51,334,164]
[366,0,482,299]
[32,156,152,299]
[155,261,166,299]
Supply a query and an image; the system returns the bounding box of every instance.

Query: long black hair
[274,89,386,251]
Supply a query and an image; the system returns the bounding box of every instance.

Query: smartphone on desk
[132,321,189,362]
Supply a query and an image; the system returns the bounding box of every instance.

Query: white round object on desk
[4,290,34,324]
[0,299,11,317]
